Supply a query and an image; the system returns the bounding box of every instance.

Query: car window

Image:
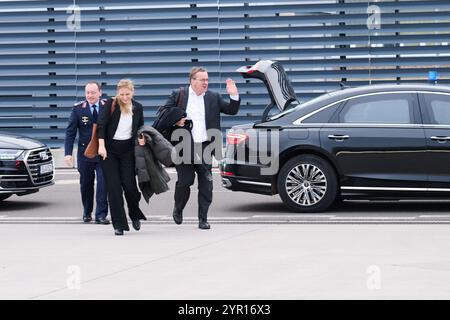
[339,94,414,124]
[423,93,450,125]
[269,94,330,121]
[302,104,340,123]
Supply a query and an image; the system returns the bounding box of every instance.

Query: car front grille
[25,147,54,185]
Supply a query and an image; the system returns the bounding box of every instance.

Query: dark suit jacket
[163,86,240,140]
[65,98,107,162]
[162,86,240,160]
[97,98,144,143]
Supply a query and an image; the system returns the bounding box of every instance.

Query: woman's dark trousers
[101,139,146,231]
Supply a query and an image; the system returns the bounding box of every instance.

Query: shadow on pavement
[0,200,50,212]
[227,202,292,213]
[227,199,450,215]
[332,200,450,214]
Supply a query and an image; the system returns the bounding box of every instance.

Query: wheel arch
[272,146,341,194]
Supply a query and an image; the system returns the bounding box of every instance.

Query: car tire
[278,155,338,213]
[0,194,12,202]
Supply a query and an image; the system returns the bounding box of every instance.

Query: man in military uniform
[65,81,109,224]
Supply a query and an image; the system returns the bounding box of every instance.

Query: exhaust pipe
[222,178,232,188]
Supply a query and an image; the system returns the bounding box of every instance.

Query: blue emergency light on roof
[428,71,438,84]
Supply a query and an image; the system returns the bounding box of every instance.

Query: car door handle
[431,136,450,143]
[328,134,350,141]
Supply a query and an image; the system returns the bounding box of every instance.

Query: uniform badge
[81,116,89,124]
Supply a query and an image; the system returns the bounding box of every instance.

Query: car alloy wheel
[285,164,327,206]
[278,155,338,213]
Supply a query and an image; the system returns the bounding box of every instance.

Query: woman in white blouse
[97,79,146,236]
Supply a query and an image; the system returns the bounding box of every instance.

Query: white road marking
[0,216,247,221]
[144,215,169,218]
[164,190,232,193]
[0,217,448,224]
[55,180,79,185]
[0,217,80,220]
[203,217,249,220]
[419,215,450,218]
[54,171,79,175]
[252,215,336,218]
[153,216,248,220]
[330,216,416,220]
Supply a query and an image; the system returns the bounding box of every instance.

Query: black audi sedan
[0,132,54,201]
[220,60,450,212]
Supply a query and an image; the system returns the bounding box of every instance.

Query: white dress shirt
[186,86,207,143]
[186,86,239,143]
[113,111,133,140]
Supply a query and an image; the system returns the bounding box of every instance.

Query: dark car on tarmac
[0,132,54,201]
[220,60,450,212]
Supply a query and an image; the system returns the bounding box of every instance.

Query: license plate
[40,163,53,174]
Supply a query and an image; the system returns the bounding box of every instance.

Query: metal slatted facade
[0,0,449,148]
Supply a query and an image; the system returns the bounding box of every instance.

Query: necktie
[92,105,98,123]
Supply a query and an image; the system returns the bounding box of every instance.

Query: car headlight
[0,149,24,160]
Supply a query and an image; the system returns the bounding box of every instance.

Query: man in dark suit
[64,81,109,224]
[164,67,240,230]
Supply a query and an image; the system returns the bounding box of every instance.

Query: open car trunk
[237,60,299,121]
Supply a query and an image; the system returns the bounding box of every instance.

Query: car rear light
[220,171,235,177]
[236,66,252,73]
[226,133,248,145]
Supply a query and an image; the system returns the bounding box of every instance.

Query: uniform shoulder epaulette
[74,101,87,108]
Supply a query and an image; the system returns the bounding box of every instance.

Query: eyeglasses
[194,78,209,83]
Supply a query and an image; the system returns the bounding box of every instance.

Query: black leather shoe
[132,219,141,231]
[95,218,110,225]
[173,208,183,225]
[114,229,124,236]
[83,216,92,223]
[198,221,210,230]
